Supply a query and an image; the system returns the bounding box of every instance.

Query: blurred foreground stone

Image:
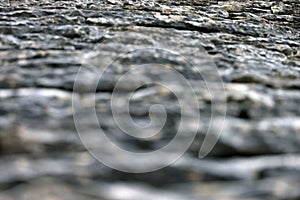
[0,0,299,199]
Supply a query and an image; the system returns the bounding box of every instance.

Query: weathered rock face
[0,0,299,199]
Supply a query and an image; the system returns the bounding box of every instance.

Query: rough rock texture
[0,0,300,199]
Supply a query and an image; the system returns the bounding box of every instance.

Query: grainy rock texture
[0,0,300,199]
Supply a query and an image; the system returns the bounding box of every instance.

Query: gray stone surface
[0,0,299,199]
